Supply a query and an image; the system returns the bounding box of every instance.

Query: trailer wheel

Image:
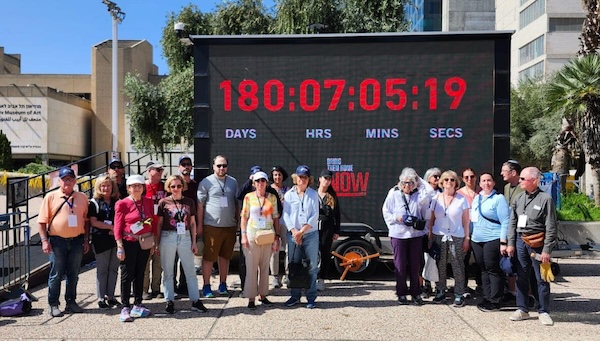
[333,239,378,280]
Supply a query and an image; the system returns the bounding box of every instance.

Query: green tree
[273,0,342,33]
[579,0,600,55]
[0,130,13,171]
[160,64,194,146]
[547,54,600,205]
[341,0,409,33]
[211,0,273,35]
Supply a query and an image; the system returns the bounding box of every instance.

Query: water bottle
[530,252,543,261]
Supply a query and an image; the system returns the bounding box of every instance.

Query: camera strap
[401,192,415,217]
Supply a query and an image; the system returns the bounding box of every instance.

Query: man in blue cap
[38,167,90,317]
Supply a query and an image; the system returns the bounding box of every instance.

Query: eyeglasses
[153,168,164,172]
[180,163,192,167]
[519,177,532,181]
[400,181,415,186]
[169,184,183,189]
[216,164,228,168]
[443,178,456,182]
[109,165,124,170]
[463,175,476,179]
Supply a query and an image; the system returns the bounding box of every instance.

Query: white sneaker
[539,313,554,326]
[316,279,325,291]
[510,309,530,321]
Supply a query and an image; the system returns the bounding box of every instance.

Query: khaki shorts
[202,225,237,262]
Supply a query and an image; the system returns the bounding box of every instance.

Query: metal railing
[0,212,30,291]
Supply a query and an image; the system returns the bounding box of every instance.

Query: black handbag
[287,244,311,289]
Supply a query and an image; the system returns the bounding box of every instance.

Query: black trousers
[471,239,503,303]
[120,240,150,307]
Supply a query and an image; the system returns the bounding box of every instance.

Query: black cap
[320,169,333,178]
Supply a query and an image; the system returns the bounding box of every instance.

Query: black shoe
[191,300,208,312]
[248,301,256,309]
[259,297,274,305]
[142,292,152,300]
[398,296,409,305]
[98,299,109,309]
[412,296,424,306]
[106,298,122,308]
[433,292,447,304]
[477,299,500,312]
[166,301,175,314]
[155,292,164,299]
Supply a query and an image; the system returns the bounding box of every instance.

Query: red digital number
[238,80,259,111]
[324,79,345,111]
[299,79,320,111]
[359,78,380,111]
[219,80,232,111]
[385,78,407,110]
[264,79,284,112]
[445,77,467,109]
[424,78,437,110]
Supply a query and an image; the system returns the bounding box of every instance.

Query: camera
[403,214,417,227]
[174,22,185,38]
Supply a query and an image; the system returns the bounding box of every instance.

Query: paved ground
[0,255,599,340]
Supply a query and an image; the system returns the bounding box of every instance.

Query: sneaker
[49,305,63,317]
[155,292,164,299]
[398,295,409,305]
[248,301,256,310]
[282,276,289,287]
[411,296,424,306]
[539,312,554,326]
[166,301,175,314]
[306,300,316,309]
[433,291,447,304]
[259,297,274,305]
[477,299,500,312]
[316,279,325,291]
[202,285,215,298]
[272,276,282,289]
[98,299,109,309]
[191,300,208,312]
[107,298,122,308]
[130,305,151,318]
[284,297,300,307]
[119,307,133,322]
[65,302,84,314]
[510,309,530,321]
[218,282,229,295]
[453,296,465,307]
[142,292,152,300]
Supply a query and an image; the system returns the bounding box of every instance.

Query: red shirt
[114,197,157,242]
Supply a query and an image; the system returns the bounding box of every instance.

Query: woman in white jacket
[382,167,430,305]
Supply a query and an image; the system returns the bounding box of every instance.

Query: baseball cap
[295,165,310,177]
[109,158,123,168]
[253,171,269,182]
[178,155,192,165]
[126,174,145,186]
[320,169,333,178]
[58,167,76,179]
[249,165,262,175]
[500,256,517,275]
[146,160,163,170]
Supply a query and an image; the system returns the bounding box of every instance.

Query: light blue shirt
[470,190,510,243]
[283,186,319,235]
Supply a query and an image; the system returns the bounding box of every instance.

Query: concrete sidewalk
[1,256,599,340]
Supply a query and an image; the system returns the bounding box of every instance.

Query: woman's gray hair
[399,167,420,188]
[423,167,441,182]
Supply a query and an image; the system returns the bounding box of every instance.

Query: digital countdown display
[192,33,511,231]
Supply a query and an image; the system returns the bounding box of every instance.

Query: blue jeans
[287,230,319,302]
[515,236,550,313]
[48,235,84,306]
[160,231,199,302]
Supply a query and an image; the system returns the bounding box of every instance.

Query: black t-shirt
[88,198,117,253]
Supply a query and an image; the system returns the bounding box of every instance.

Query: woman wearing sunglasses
[156,175,207,314]
[428,170,470,307]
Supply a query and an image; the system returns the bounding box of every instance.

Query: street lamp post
[102,0,125,155]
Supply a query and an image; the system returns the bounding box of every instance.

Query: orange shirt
[38,190,88,238]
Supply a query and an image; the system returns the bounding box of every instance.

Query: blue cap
[295,165,310,177]
[58,167,75,179]
[500,256,516,275]
[250,165,262,175]
[178,155,192,165]
[109,158,123,167]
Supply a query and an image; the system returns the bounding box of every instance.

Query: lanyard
[256,192,266,215]
[131,197,145,220]
[401,192,413,216]
[216,176,227,195]
[62,192,74,213]
[442,194,455,217]
[171,196,184,222]
[521,190,539,213]
[299,190,306,213]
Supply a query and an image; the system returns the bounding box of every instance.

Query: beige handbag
[254,230,275,245]
[138,232,155,250]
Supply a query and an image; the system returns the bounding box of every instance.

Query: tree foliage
[211,0,273,35]
[273,0,341,34]
[160,64,194,146]
[0,130,13,171]
[341,0,409,33]
[579,0,600,56]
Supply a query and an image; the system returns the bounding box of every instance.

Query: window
[549,18,584,32]
[519,61,545,82]
[520,0,530,6]
[519,35,544,65]
[520,0,545,29]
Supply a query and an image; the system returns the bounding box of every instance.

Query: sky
[0,0,275,75]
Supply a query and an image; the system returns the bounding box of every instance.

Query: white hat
[126,174,145,186]
[253,171,269,181]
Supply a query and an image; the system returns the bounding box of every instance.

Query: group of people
[383,161,557,326]
[38,155,341,322]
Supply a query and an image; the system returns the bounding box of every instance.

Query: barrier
[0,212,30,291]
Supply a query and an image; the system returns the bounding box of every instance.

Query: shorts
[202,225,237,262]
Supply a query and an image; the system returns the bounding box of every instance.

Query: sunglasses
[152,168,164,172]
[109,165,124,170]
[216,164,228,168]
[432,175,441,178]
[169,184,183,189]
[180,163,192,167]
[400,181,415,186]
[443,178,456,182]
[519,177,532,181]
[463,175,476,179]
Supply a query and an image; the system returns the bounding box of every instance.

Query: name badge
[257,217,266,229]
[219,196,229,208]
[517,214,527,228]
[298,212,308,225]
[104,220,112,225]
[470,212,479,223]
[533,205,541,211]
[68,214,78,227]
[130,221,143,234]
[176,222,186,234]
[154,204,159,215]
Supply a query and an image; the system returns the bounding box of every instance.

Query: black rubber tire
[333,239,378,280]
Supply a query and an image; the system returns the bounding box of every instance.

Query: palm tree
[578,0,600,56]
[546,54,600,205]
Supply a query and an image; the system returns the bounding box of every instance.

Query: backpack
[0,293,32,317]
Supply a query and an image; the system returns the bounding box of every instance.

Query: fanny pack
[125,232,155,250]
[521,231,545,248]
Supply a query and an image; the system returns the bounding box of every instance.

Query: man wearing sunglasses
[108,158,127,199]
[197,155,239,298]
